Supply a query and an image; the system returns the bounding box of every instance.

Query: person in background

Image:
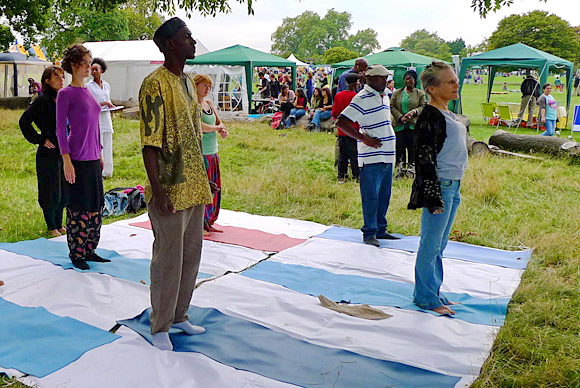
[538,83,557,136]
[517,74,540,125]
[573,69,580,96]
[278,84,296,126]
[285,88,308,128]
[554,74,563,93]
[19,66,67,237]
[320,72,329,88]
[332,73,360,183]
[28,78,41,101]
[194,74,228,233]
[337,58,368,93]
[390,69,427,177]
[385,79,395,99]
[56,44,110,270]
[408,61,467,315]
[140,17,212,351]
[308,87,333,131]
[256,72,270,99]
[269,73,281,99]
[306,71,314,103]
[336,64,399,247]
[87,57,115,178]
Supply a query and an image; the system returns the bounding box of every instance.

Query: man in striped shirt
[336,64,399,247]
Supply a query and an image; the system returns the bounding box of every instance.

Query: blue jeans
[285,108,306,127]
[311,109,331,129]
[413,178,461,309]
[359,163,393,239]
[541,119,556,136]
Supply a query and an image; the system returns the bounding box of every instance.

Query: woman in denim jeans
[408,62,468,315]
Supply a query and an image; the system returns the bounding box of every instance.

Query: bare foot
[206,225,223,233]
[0,280,4,286]
[48,229,62,237]
[446,301,461,306]
[59,228,67,234]
[203,230,211,236]
[431,305,455,315]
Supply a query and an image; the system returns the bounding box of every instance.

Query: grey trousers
[149,204,204,334]
[518,95,537,123]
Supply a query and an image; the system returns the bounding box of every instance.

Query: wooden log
[489,130,580,158]
[121,107,140,120]
[466,136,491,156]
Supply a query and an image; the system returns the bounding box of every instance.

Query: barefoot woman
[408,62,467,315]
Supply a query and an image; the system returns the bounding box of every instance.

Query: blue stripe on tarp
[242,260,509,327]
[0,239,212,285]
[0,297,119,377]
[315,226,531,270]
[119,306,461,388]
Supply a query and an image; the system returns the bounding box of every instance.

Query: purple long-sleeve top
[56,86,102,160]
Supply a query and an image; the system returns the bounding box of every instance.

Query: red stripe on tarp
[128,221,306,252]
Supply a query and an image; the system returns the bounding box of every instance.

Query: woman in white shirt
[87,57,115,178]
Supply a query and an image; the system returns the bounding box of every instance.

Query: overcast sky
[176,0,580,55]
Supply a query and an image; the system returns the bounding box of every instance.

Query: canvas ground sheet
[0,210,529,387]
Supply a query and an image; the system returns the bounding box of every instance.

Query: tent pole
[246,61,253,114]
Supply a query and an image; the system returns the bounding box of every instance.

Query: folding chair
[497,104,519,129]
[481,102,498,124]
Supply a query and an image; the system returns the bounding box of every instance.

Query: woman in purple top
[57,44,110,270]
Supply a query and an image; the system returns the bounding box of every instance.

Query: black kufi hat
[153,17,187,51]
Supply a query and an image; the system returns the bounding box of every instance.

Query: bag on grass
[103,186,146,216]
[270,111,284,129]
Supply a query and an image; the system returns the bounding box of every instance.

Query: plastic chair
[481,102,498,123]
[497,104,519,129]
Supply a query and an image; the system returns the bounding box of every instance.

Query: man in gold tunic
[140,17,212,351]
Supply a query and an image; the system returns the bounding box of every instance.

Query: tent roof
[332,49,445,68]
[83,40,210,62]
[0,52,50,64]
[188,45,295,67]
[460,43,572,68]
[286,54,309,66]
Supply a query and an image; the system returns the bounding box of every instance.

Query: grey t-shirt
[437,110,468,180]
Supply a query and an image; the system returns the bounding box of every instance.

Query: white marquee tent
[286,54,309,67]
[83,40,210,102]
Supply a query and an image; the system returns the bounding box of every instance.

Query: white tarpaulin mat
[0,211,529,387]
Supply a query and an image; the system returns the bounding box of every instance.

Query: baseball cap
[365,64,393,77]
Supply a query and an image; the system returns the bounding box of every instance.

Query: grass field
[1,78,579,387]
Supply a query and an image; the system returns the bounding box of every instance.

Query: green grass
[1,81,580,387]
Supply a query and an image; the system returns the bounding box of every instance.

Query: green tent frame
[456,43,575,114]
[186,45,296,110]
[331,48,447,89]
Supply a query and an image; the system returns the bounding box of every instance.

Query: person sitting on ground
[278,84,296,126]
[332,73,360,183]
[408,61,467,315]
[308,87,333,131]
[390,69,427,177]
[285,88,308,128]
[538,83,557,137]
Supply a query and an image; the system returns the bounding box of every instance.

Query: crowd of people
[14,16,474,350]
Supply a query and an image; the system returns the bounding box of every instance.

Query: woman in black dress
[19,66,67,237]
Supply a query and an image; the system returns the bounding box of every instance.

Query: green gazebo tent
[332,47,446,89]
[456,43,575,114]
[186,44,296,109]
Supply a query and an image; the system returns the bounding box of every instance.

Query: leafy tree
[120,0,164,40]
[271,9,379,64]
[400,29,452,61]
[471,0,547,17]
[0,24,14,51]
[346,29,380,56]
[447,38,466,56]
[487,10,580,63]
[323,47,359,64]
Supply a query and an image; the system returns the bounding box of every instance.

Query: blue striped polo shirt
[341,85,396,167]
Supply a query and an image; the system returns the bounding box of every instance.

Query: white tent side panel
[185,64,248,114]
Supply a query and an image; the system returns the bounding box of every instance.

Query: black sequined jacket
[407,104,448,213]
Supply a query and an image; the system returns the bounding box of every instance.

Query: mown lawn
[1,77,579,387]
